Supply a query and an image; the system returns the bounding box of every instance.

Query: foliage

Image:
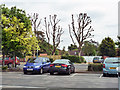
[115,36,120,56]
[1,4,39,58]
[99,37,116,57]
[61,46,69,56]
[49,58,53,63]
[68,44,78,51]
[2,66,8,70]
[82,41,98,56]
[88,63,103,71]
[61,55,85,63]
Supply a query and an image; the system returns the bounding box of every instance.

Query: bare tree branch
[44,14,64,55]
[69,13,94,57]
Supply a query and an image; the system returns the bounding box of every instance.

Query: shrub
[84,61,87,63]
[61,55,85,63]
[50,58,53,63]
[88,63,103,71]
[2,66,8,70]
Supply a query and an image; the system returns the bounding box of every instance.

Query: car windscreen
[105,58,120,63]
[53,60,69,64]
[28,57,43,63]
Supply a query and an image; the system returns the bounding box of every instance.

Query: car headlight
[23,66,27,68]
[35,66,40,68]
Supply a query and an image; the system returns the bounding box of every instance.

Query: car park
[23,57,51,74]
[103,57,120,76]
[49,59,75,75]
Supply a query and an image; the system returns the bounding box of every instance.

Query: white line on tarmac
[1,85,45,88]
[70,73,77,77]
[99,74,103,78]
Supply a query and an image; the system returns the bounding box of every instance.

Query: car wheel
[66,69,71,75]
[72,68,75,73]
[103,73,107,77]
[50,72,54,75]
[24,72,27,74]
[40,68,43,74]
[119,73,120,77]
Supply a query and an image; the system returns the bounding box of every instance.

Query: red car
[0,56,20,67]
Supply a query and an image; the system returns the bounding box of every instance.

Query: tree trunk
[78,45,82,57]
[33,50,35,58]
[13,52,15,68]
[2,51,5,68]
[52,48,56,56]
[78,50,81,57]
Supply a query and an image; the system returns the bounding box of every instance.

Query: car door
[45,58,51,71]
[42,58,50,72]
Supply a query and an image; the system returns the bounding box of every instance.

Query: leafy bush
[2,66,8,70]
[61,55,85,63]
[84,61,87,63]
[50,58,53,63]
[88,63,103,71]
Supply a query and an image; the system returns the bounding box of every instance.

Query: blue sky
[1,0,119,50]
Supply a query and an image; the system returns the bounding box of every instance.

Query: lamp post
[37,46,38,57]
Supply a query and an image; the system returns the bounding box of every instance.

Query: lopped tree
[28,13,43,57]
[44,14,64,55]
[69,13,94,57]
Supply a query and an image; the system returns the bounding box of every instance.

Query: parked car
[0,57,20,67]
[23,57,51,74]
[103,57,120,76]
[116,66,120,77]
[49,59,75,75]
[93,57,103,63]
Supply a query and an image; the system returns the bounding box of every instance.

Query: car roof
[105,57,120,59]
[55,59,70,61]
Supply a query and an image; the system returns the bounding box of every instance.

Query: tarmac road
[1,72,118,89]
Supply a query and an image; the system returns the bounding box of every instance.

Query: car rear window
[53,59,69,64]
[105,58,120,63]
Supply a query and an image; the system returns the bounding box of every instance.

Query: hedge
[88,63,103,71]
[61,55,85,63]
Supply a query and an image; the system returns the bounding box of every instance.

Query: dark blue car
[23,57,51,74]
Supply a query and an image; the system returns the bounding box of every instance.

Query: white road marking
[70,73,77,77]
[1,85,45,88]
[99,74,103,78]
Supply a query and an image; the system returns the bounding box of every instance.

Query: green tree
[1,5,39,67]
[68,44,78,51]
[99,37,116,57]
[82,41,98,56]
[115,36,120,56]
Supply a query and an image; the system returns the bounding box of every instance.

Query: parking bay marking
[1,85,45,88]
[99,74,103,78]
